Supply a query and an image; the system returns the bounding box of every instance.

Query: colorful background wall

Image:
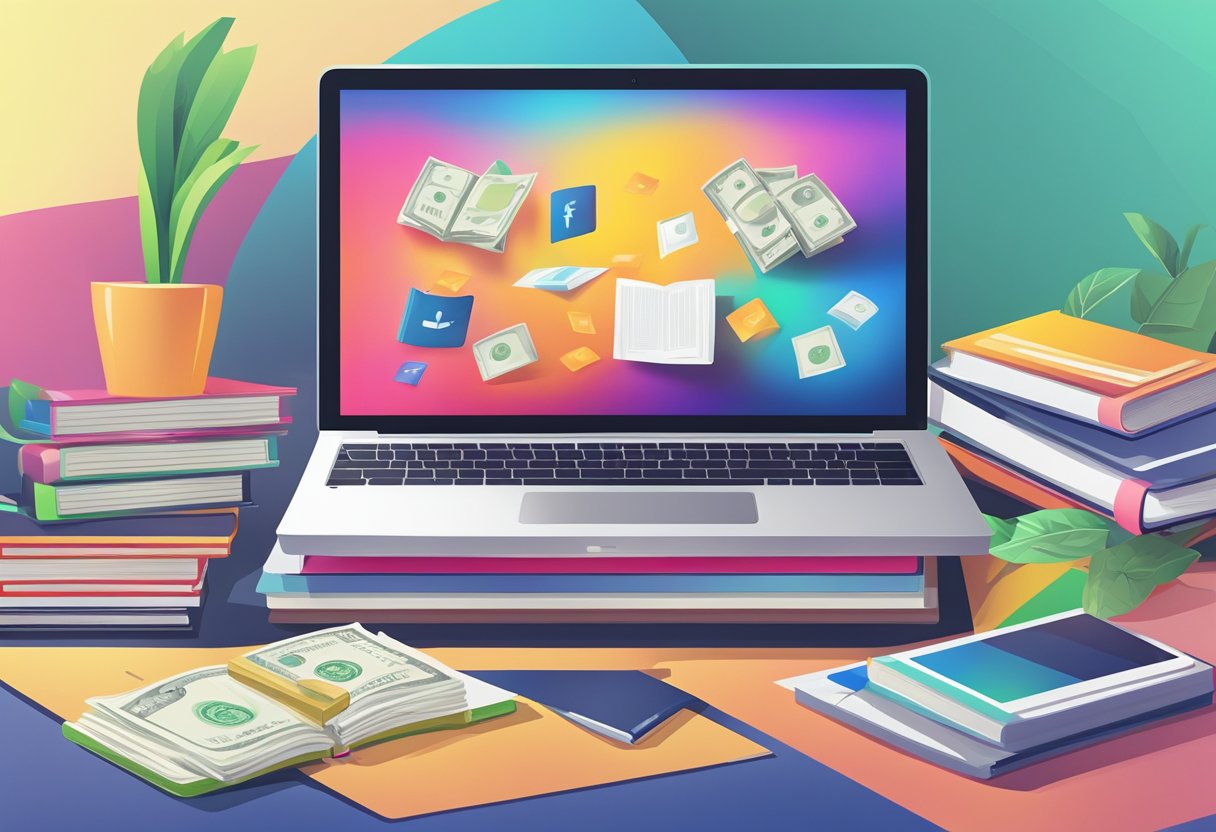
[2,0,1213,478]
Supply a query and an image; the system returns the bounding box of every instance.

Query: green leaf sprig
[983,509,1199,619]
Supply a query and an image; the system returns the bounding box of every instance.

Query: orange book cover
[941,310,1216,402]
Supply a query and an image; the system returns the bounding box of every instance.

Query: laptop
[277,65,990,558]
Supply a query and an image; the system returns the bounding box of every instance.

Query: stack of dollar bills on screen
[779,611,1213,779]
[62,624,516,796]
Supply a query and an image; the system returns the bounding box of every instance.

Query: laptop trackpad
[519,492,758,524]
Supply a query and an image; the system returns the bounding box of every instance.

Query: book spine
[1113,478,1151,534]
[19,474,252,523]
[1096,396,1129,433]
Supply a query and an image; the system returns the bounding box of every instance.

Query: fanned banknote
[702,159,800,273]
[703,159,857,271]
[397,156,536,253]
[773,173,857,257]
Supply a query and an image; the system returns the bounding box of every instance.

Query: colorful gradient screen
[338,88,908,417]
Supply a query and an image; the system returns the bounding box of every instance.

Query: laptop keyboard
[326,442,921,487]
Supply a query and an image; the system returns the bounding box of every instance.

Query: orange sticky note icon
[568,311,597,335]
[610,254,642,277]
[726,298,780,342]
[432,270,470,294]
[560,347,601,372]
[624,172,659,195]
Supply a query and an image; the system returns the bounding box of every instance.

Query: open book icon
[613,279,715,365]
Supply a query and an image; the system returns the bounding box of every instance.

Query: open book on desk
[613,278,715,365]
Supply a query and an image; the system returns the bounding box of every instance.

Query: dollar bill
[702,158,800,273]
[792,325,846,379]
[828,290,878,330]
[398,156,477,237]
[755,165,797,188]
[79,666,332,782]
[773,173,857,256]
[238,624,461,707]
[397,157,535,253]
[657,211,700,258]
[472,323,539,381]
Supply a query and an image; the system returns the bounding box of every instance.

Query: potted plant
[92,17,256,396]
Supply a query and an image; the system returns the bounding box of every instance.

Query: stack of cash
[397,156,536,253]
[702,159,856,273]
[66,625,471,788]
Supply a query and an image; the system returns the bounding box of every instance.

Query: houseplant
[92,17,256,396]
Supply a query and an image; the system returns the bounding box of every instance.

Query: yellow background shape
[0,0,493,216]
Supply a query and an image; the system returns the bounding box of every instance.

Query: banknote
[755,165,797,188]
[774,173,857,256]
[657,211,700,258]
[86,666,324,767]
[791,325,846,379]
[448,170,537,249]
[702,158,800,273]
[828,290,878,330]
[397,157,535,252]
[397,157,477,237]
[568,310,597,334]
[560,346,601,372]
[473,323,539,381]
[238,624,461,706]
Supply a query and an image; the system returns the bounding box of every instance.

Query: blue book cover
[468,670,698,744]
[930,363,1216,489]
[256,570,924,595]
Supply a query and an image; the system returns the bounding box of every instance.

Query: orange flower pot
[91,282,223,397]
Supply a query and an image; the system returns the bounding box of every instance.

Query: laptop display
[322,72,925,432]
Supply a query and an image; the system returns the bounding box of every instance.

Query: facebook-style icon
[397,288,473,347]
[550,185,596,243]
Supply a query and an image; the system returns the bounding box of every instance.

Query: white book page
[613,278,714,364]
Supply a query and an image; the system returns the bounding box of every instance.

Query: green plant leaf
[169,18,237,192]
[168,137,238,257]
[1178,224,1208,274]
[1125,213,1181,277]
[985,509,1111,564]
[1061,268,1140,319]
[137,166,162,284]
[137,33,187,282]
[1130,271,1173,324]
[1138,260,1216,350]
[167,141,257,283]
[1082,535,1199,619]
[175,43,255,195]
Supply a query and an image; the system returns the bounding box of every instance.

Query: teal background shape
[642,0,1216,350]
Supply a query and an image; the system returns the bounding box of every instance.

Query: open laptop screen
[322,70,925,434]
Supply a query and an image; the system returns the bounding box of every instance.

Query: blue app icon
[393,361,428,386]
[397,288,473,348]
[550,185,596,243]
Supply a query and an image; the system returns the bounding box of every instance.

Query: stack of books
[928,311,1216,534]
[0,378,294,629]
[257,546,940,625]
[783,611,1214,778]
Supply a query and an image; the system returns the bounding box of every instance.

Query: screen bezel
[318,66,929,434]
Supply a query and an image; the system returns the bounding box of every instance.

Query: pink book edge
[42,378,297,408]
[18,445,59,483]
[300,555,923,576]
